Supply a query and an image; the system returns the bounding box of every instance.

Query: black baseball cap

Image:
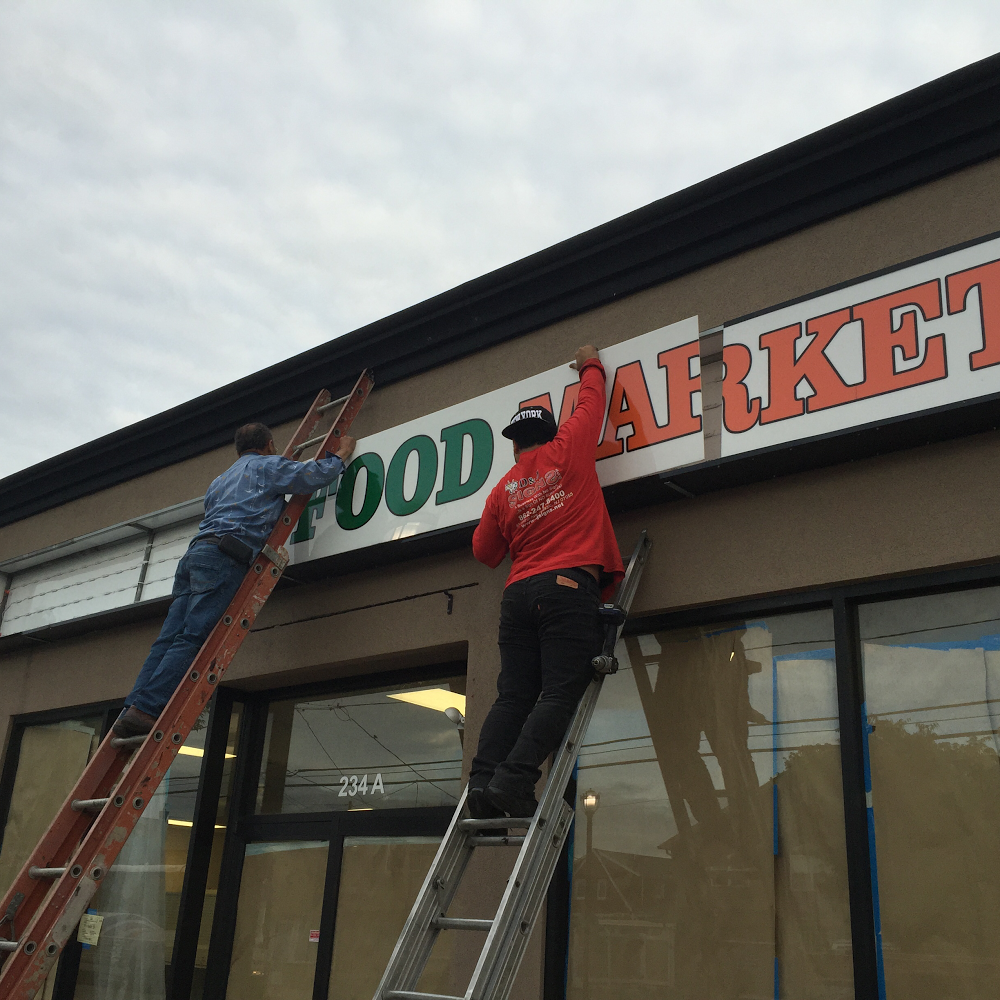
[501,406,558,442]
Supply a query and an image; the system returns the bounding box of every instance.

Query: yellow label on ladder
[77,913,104,947]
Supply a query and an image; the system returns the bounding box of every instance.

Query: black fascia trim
[4,54,1000,528]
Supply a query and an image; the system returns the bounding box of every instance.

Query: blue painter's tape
[860,701,887,1000]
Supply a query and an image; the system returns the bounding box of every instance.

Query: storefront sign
[289,316,703,563]
[722,233,1000,455]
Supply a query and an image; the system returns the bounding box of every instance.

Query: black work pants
[471,567,604,796]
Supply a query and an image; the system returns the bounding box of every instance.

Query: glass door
[327,837,454,1000]
[227,840,331,1000]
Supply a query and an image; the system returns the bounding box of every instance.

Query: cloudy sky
[1,1,999,480]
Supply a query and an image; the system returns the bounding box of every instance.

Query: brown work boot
[112,707,157,738]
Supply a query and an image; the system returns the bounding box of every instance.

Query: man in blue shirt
[113,422,355,738]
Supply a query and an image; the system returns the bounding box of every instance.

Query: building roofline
[4,52,1000,528]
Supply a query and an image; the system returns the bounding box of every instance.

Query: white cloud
[1,0,998,478]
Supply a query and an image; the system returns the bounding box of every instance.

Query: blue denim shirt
[195,452,346,553]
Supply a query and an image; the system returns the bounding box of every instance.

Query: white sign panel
[289,316,703,563]
[722,234,1000,455]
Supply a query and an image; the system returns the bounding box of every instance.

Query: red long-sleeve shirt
[473,358,625,599]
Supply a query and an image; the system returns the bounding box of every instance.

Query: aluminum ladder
[0,370,375,1000]
[373,530,652,1000]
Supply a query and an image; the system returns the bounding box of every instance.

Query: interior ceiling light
[177,746,236,759]
[388,688,467,715]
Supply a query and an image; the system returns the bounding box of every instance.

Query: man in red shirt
[470,345,625,819]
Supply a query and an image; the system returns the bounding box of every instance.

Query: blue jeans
[125,541,247,717]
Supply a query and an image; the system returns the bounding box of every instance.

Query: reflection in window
[567,611,853,1000]
[255,677,466,814]
[860,588,1000,999]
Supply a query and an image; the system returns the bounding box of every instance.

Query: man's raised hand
[335,435,357,463]
[570,345,600,371]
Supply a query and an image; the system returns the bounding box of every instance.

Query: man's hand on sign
[570,345,600,371]
[335,435,357,463]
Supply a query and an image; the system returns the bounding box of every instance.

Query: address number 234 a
[338,773,385,797]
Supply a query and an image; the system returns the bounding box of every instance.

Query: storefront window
[567,610,853,1000]
[328,837,454,1000]
[860,587,1000,999]
[256,676,465,814]
[0,714,104,897]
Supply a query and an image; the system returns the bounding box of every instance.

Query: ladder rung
[386,993,464,1000]
[110,734,146,749]
[317,392,351,414]
[292,433,327,454]
[469,835,525,847]
[431,917,494,931]
[0,939,18,953]
[29,867,65,879]
[72,797,109,813]
[459,818,533,830]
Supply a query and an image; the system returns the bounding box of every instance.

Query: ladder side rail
[377,530,651,1000]
[478,799,575,1000]
[463,681,603,1000]
[611,531,652,622]
[295,375,372,462]
[0,375,375,998]
[465,531,651,1000]
[373,788,477,999]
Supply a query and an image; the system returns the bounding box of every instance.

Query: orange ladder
[0,370,374,999]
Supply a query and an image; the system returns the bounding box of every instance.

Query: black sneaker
[468,787,504,820]
[485,783,537,820]
[468,787,507,836]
